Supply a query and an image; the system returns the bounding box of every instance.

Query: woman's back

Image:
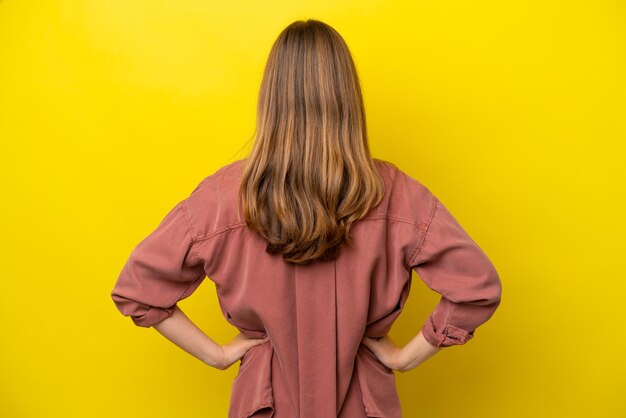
[111,158,502,417]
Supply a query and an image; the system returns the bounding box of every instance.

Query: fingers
[242,335,270,351]
[253,336,270,346]
[361,336,383,356]
[361,336,373,347]
[237,332,270,342]
[361,335,395,357]
[362,335,383,346]
[361,336,378,347]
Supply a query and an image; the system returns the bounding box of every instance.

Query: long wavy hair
[239,19,386,265]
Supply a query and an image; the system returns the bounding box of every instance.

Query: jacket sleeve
[110,199,207,328]
[409,196,503,347]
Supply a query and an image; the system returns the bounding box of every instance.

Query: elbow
[478,266,503,323]
[490,266,503,307]
[111,291,175,328]
[479,261,503,307]
[458,263,503,307]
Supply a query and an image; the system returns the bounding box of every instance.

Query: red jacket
[111,158,503,418]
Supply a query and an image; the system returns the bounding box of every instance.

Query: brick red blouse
[111,158,503,418]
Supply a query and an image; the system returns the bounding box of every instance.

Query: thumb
[253,336,270,345]
[361,336,376,348]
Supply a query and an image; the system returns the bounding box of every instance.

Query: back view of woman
[111,19,503,418]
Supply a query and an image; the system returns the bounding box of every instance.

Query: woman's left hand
[361,334,405,371]
[218,332,270,370]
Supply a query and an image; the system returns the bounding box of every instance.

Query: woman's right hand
[218,332,270,370]
[360,334,406,371]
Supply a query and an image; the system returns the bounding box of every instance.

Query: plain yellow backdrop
[1,1,624,417]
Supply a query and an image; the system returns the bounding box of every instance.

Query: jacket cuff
[421,316,474,347]
[130,305,175,328]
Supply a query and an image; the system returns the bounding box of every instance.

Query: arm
[397,331,442,371]
[364,194,503,372]
[409,196,503,351]
[152,305,225,369]
[152,305,269,370]
[362,331,441,372]
[110,199,267,370]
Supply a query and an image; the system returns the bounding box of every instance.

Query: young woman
[111,19,502,418]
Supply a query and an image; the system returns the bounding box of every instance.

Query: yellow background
[1,1,624,417]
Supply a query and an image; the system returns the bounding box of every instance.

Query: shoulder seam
[192,213,429,246]
[194,222,247,243]
[179,199,203,265]
[387,161,400,187]
[408,193,439,267]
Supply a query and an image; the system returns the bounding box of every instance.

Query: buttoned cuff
[421,317,474,347]
[130,305,176,328]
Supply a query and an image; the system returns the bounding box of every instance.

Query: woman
[111,19,502,418]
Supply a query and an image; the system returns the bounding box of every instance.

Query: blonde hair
[239,19,386,265]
